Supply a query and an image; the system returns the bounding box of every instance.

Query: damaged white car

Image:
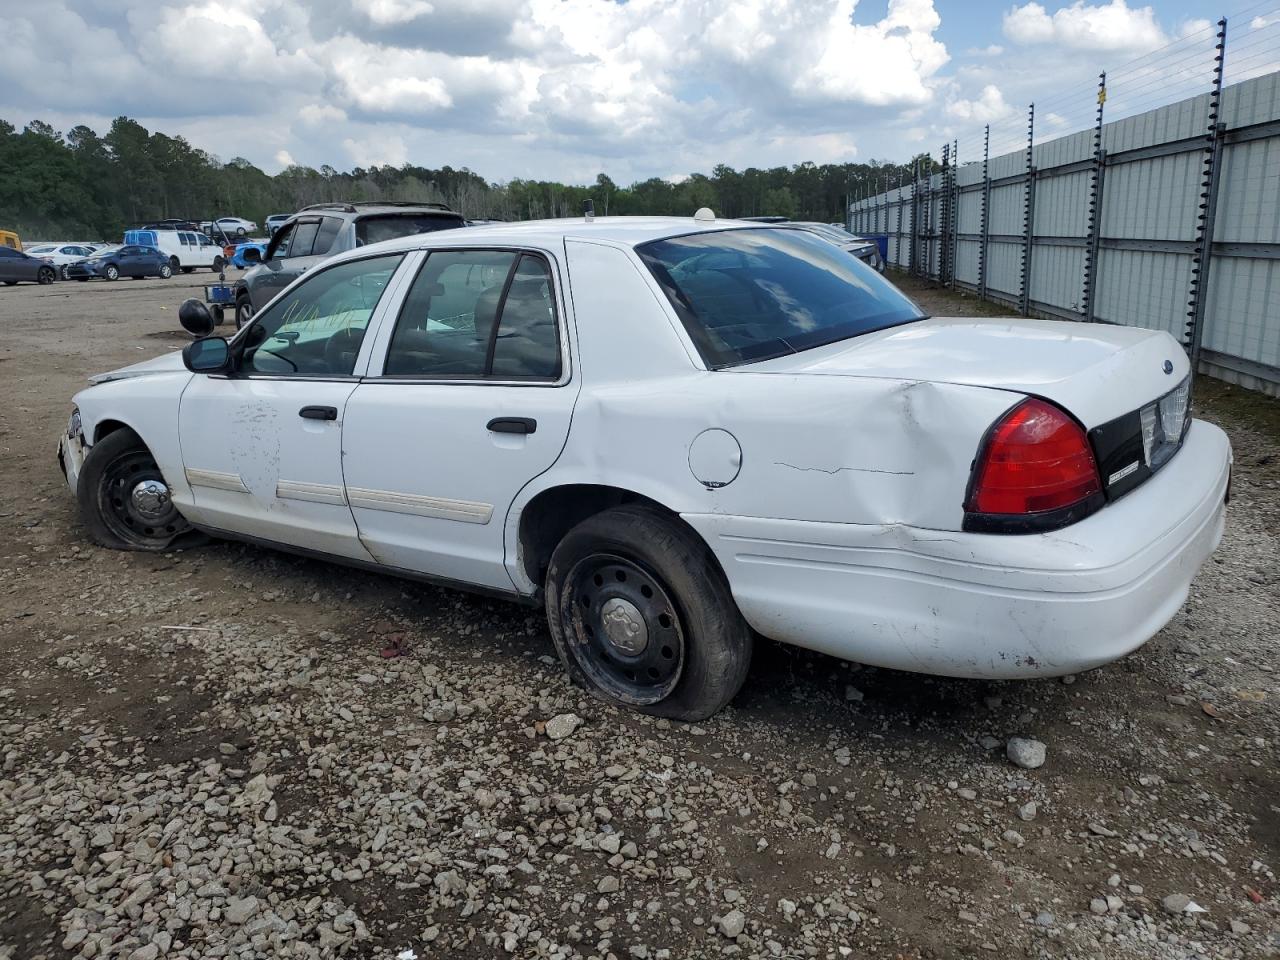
[58,215,1231,720]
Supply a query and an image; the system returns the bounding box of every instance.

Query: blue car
[230,241,268,269]
[66,245,173,281]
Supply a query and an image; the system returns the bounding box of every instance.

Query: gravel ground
[0,271,1277,960]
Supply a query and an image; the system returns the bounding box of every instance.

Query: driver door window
[239,254,404,377]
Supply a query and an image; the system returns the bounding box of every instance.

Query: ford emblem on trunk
[1163,359,1174,374]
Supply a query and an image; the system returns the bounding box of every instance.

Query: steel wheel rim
[564,553,685,704]
[97,449,190,548]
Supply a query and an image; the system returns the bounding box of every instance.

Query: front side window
[383,250,560,380]
[267,223,294,259]
[637,228,924,368]
[238,254,404,377]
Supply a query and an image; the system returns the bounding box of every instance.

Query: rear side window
[383,250,560,381]
[0,247,18,259]
[355,213,465,247]
[637,228,924,368]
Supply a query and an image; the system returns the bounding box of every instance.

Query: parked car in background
[58,216,1229,722]
[265,214,292,235]
[139,219,203,233]
[124,229,225,273]
[789,222,885,272]
[201,217,257,238]
[26,243,99,280]
[0,246,57,284]
[1,230,21,250]
[66,245,173,281]
[231,201,465,327]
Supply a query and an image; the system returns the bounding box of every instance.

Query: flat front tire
[77,428,196,552]
[546,505,752,721]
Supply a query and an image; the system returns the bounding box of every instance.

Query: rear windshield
[355,213,465,247]
[636,228,924,368]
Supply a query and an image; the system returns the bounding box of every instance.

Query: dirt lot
[1,271,1277,960]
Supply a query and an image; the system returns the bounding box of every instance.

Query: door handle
[487,417,537,435]
[299,405,338,421]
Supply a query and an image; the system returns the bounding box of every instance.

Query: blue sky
[1,1,1275,184]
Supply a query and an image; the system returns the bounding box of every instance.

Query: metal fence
[850,14,1280,395]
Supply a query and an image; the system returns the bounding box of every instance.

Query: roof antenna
[583,199,595,222]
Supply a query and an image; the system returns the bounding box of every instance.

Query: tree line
[0,116,931,240]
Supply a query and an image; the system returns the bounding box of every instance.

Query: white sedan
[26,243,99,279]
[201,217,257,239]
[57,215,1230,720]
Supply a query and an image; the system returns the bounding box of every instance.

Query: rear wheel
[77,428,196,552]
[182,266,194,274]
[104,264,119,281]
[211,255,225,272]
[546,505,753,721]
[169,255,180,271]
[37,266,55,285]
[3,280,16,286]
[211,305,225,327]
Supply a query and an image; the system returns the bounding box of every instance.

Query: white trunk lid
[740,316,1189,428]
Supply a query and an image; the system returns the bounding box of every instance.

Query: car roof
[335,216,771,263]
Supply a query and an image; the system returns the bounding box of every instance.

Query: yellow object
[0,230,21,251]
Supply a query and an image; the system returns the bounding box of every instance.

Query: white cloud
[946,85,1014,122]
[1003,1,1167,51]
[343,134,409,168]
[298,104,348,126]
[275,149,295,167]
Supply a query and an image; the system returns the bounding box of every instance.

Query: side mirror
[242,246,262,264]
[178,298,216,337]
[183,337,231,373]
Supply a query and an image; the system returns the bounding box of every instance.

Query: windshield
[637,228,924,368]
[355,213,464,247]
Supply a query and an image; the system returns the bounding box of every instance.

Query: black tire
[37,266,56,285]
[169,256,180,271]
[182,266,195,274]
[3,280,15,286]
[104,264,119,281]
[211,256,225,272]
[159,264,173,279]
[546,505,752,721]
[234,296,253,329]
[77,428,196,552]
[60,264,71,280]
[76,278,88,282]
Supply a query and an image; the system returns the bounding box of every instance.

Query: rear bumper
[684,419,1231,679]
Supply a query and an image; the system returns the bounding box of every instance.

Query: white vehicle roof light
[693,207,715,223]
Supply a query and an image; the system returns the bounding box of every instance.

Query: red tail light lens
[966,399,1102,518]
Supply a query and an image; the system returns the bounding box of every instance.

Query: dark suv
[232,202,465,327]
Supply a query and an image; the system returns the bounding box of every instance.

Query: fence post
[1186,17,1228,371]
[923,157,934,279]
[1020,103,1036,316]
[950,139,959,288]
[940,142,951,285]
[897,179,905,269]
[909,161,919,276]
[1083,72,1107,322]
[979,124,990,300]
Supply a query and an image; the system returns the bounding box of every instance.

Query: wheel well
[517,484,714,589]
[93,419,135,444]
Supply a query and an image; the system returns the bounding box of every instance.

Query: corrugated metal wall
[849,70,1280,394]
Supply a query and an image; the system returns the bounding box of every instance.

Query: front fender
[72,372,192,509]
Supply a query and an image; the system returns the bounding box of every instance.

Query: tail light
[963,398,1104,533]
